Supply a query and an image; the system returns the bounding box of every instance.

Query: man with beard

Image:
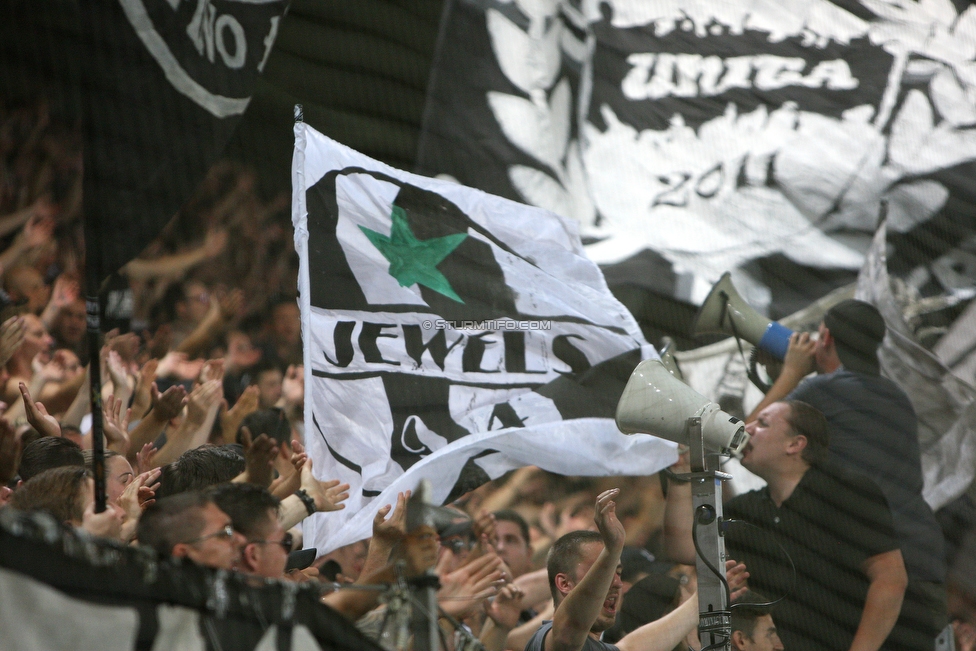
[525,489,698,651]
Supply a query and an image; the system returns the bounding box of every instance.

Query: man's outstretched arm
[616,593,698,651]
[547,489,626,651]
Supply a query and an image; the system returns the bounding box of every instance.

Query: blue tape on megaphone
[758,322,794,360]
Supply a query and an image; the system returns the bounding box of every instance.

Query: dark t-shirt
[790,369,946,583]
[725,462,898,651]
[524,621,619,651]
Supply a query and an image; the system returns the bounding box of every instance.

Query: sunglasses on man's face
[250,531,293,553]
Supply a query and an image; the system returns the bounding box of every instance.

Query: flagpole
[85,291,106,513]
[85,228,106,513]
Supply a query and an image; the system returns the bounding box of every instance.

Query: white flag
[292,122,677,553]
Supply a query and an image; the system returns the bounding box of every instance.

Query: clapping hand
[484,583,525,631]
[594,488,625,553]
[240,426,278,488]
[300,457,349,512]
[20,382,60,438]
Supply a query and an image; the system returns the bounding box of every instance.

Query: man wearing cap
[749,299,947,650]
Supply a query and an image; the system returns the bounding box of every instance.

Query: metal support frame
[410,576,440,651]
[679,417,733,651]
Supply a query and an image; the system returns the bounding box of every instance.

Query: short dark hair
[82,448,119,472]
[493,509,529,546]
[136,491,213,556]
[731,590,773,640]
[18,436,84,482]
[823,299,885,375]
[547,530,603,601]
[157,445,245,498]
[10,466,90,524]
[784,400,829,466]
[237,408,291,446]
[209,483,280,539]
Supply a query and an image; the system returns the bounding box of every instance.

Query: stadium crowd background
[2,97,976,651]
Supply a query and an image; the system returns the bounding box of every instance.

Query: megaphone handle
[747,349,773,394]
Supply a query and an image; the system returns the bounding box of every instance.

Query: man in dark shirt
[749,300,947,649]
[725,400,906,651]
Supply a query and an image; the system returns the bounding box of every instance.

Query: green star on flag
[360,205,468,303]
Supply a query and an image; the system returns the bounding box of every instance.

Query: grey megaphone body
[692,272,794,360]
[616,359,749,455]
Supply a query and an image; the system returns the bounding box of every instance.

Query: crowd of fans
[2,97,976,651]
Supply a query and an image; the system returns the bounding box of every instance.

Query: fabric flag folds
[79,0,287,285]
[857,222,976,510]
[292,120,677,553]
[417,0,976,316]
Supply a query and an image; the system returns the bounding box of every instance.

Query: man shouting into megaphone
[747,299,948,651]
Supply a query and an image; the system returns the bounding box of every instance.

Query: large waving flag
[292,119,677,553]
[79,0,288,285]
[417,0,976,319]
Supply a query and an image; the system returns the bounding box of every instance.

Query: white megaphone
[616,359,748,455]
[658,337,684,382]
[692,272,794,360]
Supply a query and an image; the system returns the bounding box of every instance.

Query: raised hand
[19,382,60,438]
[372,490,410,545]
[726,559,750,602]
[484,583,525,630]
[783,331,817,378]
[155,350,184,378]
[473,510,498,548]
[102,394,132,455]
[151,382,188,422]
[220,384,258,442]
[134,443,158,475]
[437,552,506,619]
[594,488,625,553]
[185,378,222,426]
[81,500,125,541]
[104,330,140,367]
[289,438,308,474]
[198,358,225,384]
[129,359,158,421]
[240,426,278,488]
[105,350,131,392]
[300,457,349,512]
[117,468,162,520]
[0,316,26,367]
[156,351,204,380]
